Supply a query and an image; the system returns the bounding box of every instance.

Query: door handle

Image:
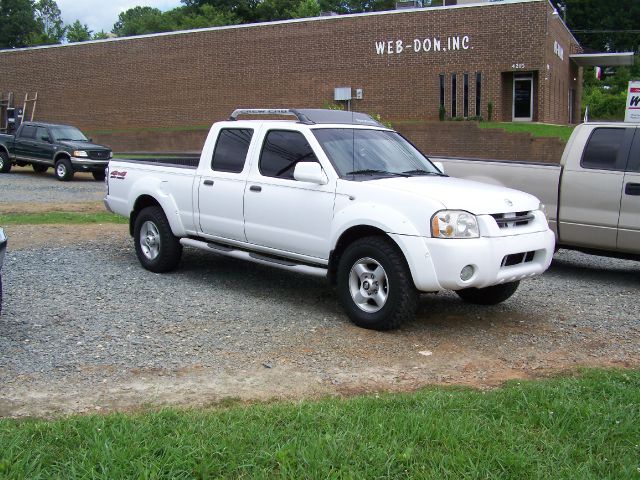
[625,182,640,196]
[203,179,214,186]
[249,185,262,192]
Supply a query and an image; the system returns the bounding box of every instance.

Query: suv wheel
[337,236,418,330]
[54,158,74,181]
[133,206,183,273]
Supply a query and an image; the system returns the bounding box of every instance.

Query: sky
[56,0,183,34]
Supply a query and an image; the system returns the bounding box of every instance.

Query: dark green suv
[0,122,111,181]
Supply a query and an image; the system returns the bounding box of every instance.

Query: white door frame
[512,74,533,122]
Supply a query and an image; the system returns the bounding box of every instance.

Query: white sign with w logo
[625,81,640,122]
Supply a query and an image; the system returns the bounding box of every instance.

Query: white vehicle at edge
[105,108,555,330]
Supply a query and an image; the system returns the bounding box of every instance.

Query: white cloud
[57,0,182,34]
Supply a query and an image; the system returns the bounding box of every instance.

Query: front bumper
[70,158,109,172]
[390,229,555,292]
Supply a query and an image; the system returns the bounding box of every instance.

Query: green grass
[478,122,575,142]
[1,369,638,478]
[0,212,127,225]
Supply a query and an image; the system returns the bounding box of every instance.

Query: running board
[180,238,328,277]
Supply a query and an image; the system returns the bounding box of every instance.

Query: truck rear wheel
[0,151,11,173]
[455,281,520,305]
[337,236,418,331]
[54,158,74,181]
[134,206,182,273]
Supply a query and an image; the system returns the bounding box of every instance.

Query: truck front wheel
[337,236,418,331]
[54,158,74,181]
[134,206,183,273]
[455,281,520,305]
[0,151,11,173]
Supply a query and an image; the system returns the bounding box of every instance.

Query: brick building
[0,0,589,135]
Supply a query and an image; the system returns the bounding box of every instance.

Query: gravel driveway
[1,169,639,418]
[0,224,638,418]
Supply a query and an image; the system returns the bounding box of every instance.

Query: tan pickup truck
[435,122,640,260]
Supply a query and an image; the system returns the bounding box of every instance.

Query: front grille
[88,150,110,160]
[501,251,536,267]
[491,211,534,229]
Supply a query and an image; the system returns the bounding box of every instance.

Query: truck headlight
[73,150,88,158]
[431,210,479,238]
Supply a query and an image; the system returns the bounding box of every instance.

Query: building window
[439,74,445,111]
[463,73,469,118]
[451,74,457,118]
[475,72,482,117]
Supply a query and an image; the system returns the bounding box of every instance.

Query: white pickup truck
[105,109,554,330]
[436,122,640,260]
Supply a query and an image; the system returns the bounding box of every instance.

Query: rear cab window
[19,124,36,139]
[580,127,632,171]
[211,128,254,173]
[259,130,319,180]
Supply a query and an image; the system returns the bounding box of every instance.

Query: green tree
[0,0,39,49]
[30,0,65,45]
[112,6,173,36]
[66,20,92,42]
[92,30,110,40]
[550,0,640,53]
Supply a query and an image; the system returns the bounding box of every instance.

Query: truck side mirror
[41,136,51,142]
[293,162,328,185]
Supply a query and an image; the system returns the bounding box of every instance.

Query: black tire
[32,164,48,173]
[54,157,74,181]
[455,281,520,305]
[133,206,182,273]
[0,150,11,173]
[337,236,418,331]
[92,170,106,181]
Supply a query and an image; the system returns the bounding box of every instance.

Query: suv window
[211,128,253,173]
[259,130,318,179]
[19,125,36,139]
[35,126,49,142]
[581,128,627,171]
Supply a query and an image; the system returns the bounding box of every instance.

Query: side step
[180,238,328,277]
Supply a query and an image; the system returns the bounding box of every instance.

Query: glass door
[513,74,533,121]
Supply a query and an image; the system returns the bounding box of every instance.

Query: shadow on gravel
[549,256,640,287]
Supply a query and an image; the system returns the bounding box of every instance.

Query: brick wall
[93,121,566,164]
[0,0,578,133]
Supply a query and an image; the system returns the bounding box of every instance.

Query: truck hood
[345,176,541,214]
[59,140,111,151]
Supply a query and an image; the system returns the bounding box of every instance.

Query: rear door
[14,124,37,161]
[617,127,640,253]
[558,126,633,250]
[198,127,254,242]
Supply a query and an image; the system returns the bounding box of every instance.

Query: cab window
[581,128,628,171]
[259,130,318,180]
[211,128,253,173]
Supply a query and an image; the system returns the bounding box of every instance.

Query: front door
[244,129,335,261]
[513,74,533,122]
[617,128,640,253]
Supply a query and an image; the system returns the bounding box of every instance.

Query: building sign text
[375,35,471,55]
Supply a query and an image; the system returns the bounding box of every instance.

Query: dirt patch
[4,224,128,250]
[0,202,105,215]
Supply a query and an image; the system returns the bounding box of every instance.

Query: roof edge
[0,0,545,54]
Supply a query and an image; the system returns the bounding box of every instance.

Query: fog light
[460,265,475,281]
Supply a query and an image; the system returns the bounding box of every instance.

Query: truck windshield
[50,126,88,142]
[312,128,442,179]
